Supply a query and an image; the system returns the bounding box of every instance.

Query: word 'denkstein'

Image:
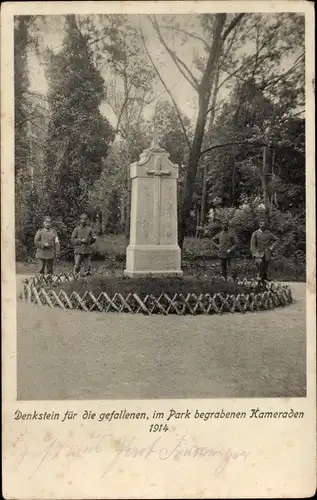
[14,410,60,421]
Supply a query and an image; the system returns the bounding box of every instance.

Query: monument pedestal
[124,245,182,278]
[124,145,183,278]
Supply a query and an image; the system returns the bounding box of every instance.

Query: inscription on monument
[141,218,149,238]
[163,185,173,239]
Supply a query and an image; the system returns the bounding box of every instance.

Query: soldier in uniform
[205,221,238,280]
[211,221,238,280]
[71,213,96,277]
[250,220,278,282]
[34,216,60,277]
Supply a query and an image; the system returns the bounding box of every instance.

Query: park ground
[16,273,306,400]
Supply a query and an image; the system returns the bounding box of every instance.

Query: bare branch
[105,97,118,118]
[251,21,261,80]
[129,80,179,107]
[16,114,48,129]
[262,52,304,91]
[206,92,231,116]
[223,15,258,51]
[149,15,199,91]
[139,20,191,149]
[220,22,240,66]
[200,141,268,158]
[216,23,291,93]
[156,23,211,50]
[217,18,284,90]
[217,65,247,90]
[277,109,305,123]
[115,81,134,133]
[87,34,108,46]
[200,135,303,159]
[222,14,246,42]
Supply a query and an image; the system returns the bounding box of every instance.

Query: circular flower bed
[20,273,293,315]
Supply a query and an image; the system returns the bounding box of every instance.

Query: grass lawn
[16,275,306,400]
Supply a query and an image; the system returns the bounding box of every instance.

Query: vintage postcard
[1,1,316,498]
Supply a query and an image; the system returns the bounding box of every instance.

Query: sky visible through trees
[26,14,303,128]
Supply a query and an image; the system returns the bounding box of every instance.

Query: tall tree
[141,13,245,247]
[100,15,156,137]
[15,16,31,178]
[95,15,157,237]
[43,15,114,233]
[14,16,40,254]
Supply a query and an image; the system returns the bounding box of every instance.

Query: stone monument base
[124,244,183,278]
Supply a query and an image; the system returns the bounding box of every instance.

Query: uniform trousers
[39,258,54,275]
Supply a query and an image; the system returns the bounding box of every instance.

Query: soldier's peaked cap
[43,216,52,222]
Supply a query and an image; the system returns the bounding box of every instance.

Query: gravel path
[16,276,306,400]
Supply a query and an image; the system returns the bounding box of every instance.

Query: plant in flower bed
[53,275,256,299]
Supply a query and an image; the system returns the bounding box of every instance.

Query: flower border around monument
[20,272,293,315]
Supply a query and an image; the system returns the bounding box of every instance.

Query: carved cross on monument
[146,156,171,177]
[147,125,171,177]
[151,123,159,148]
[146,149,171,245]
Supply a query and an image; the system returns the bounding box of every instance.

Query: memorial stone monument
[124,132,183,278]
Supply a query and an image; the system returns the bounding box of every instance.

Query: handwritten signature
[5,432,251,480]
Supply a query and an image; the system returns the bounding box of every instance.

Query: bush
[54,275,258,299]
[201,205,306,259]
[181,256,305,282]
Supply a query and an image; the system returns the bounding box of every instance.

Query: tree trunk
[200,162,208,226]
[271,148,277,206]
[178,100,208,247]
[178,14,226,248]
[262,145,267,205]
[125,174,131,241]
[232,164,236,206]
[200,65,220,226]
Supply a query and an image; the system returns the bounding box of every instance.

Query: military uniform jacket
[250,229,278,260]
[71,225,96,255]
[211,230,238,258]
[34,228,60,260]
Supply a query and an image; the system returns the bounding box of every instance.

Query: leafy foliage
[201,77,305,213]
[153,99,191,165]
[14,16,40,255]
[43,15,114,233]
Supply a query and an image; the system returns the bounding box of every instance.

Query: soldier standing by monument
[208,221,238,280]
[71,213,96,277]
[34,216,60,277]
[250,220,278,282]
